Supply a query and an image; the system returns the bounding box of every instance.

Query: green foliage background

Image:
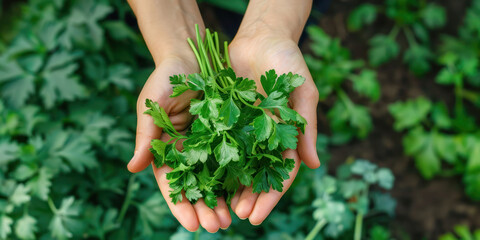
[2,0,479,238]
[0,0,395,239]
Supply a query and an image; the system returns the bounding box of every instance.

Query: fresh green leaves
[348,4,378,31]
[439,225,480,240]
[305,26,379,144]
[389,97,432,131]
[146,27,303,208]
[219,98,240,127]
[351,70,380,102]
[307,159,396,239]
[368,35,400,67]
[422,3,447,29]
[253,113,274,141]
[390,95,480,198]
[214,136,240,167]
[349,0,446,75]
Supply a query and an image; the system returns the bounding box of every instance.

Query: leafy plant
[305,159,396,240]
[146,26,305,208]
[389,0,480,201]
[305,26,380,144]
[439,225,480,240]
[0,0,181,239]
[369,225,393,240]
[348,0,446,75]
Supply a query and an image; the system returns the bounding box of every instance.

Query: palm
[228,36,319,225]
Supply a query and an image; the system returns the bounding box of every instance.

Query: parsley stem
[403,27,417,47]
[214,32,220,54]
[117,175,136,225]
[205,29,219,73]
[195,24,213,78]
[454,73,464,118]
[237,92,264,111]
[206,29,224,71]
[388,25,400,40]
[187,38,206,75]
[305,219,327,240]
[336,88,355,112]
[47,197,57,213]
[194,228,201,240]
[224,41,232,69]
[225,132,239,146]
[354,213,364,240]
[461,89,480,104]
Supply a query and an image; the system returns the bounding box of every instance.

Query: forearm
[127,0,204,65]
[237,0,313,42]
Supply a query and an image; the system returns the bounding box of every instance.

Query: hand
[127,56,232,233]
[126,0,232,233]
[227,33,320,225]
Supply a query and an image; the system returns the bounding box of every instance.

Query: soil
[311,0,480,239]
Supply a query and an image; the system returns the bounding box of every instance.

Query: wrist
[128,0,204,66]
[154,26,201,67]
[236,0,312,43]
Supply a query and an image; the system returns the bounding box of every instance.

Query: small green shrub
[305,26,380,144]
[348,0,446,75]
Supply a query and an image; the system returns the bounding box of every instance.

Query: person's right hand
[127,55,233,233]
[126,0,232,233]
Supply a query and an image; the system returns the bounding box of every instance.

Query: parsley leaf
[214,136,240,167]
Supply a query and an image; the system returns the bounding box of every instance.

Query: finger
[152,164,199,232]
[248,150,301,225]
[169,109,194,132]
[234,186,259,220]
[127,93,164,173]
[213,197,232,230]
[291,77,320,169]
[230,185,245,211]
[193,199,221,233]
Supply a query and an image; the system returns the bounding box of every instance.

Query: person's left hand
[227,32,320,225]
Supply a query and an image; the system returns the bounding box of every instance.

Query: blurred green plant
[305,159,396,240]
[439,225,480,240]
[305,26,380,145]
[369,225,393,240]
[348,0,446,75]
[389,0,480,201]
[0,0,179,239]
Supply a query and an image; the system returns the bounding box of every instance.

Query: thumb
[292,74,320,169]
[127,98,163,173]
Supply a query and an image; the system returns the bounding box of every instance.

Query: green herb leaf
[368,35,399,66]
[214,136,240,167]
[348,4,378,31]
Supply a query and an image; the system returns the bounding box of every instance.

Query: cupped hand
[228,34,320,225]
[127,56,232,233]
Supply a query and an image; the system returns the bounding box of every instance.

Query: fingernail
[220,227,228,230]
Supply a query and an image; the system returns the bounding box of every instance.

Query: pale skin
[126,0,319,233]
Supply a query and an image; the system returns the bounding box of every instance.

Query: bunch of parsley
[145,25,306,208]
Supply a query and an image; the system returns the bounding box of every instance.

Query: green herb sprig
[145,25,307,208]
